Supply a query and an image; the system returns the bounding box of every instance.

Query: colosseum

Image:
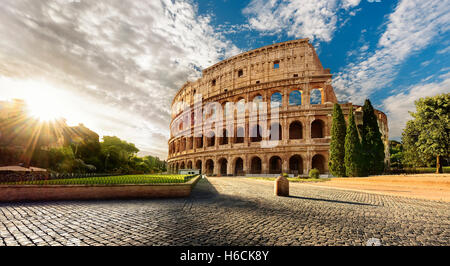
[168,38,389,177]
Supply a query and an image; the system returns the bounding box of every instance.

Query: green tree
[361,99,385,175]
[345,107,363,177]
[100,136,139,173]
[389,140,403,169]
[402,93,449,173]
[329,103,347,177]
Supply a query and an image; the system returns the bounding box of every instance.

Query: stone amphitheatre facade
[167,38,389,176]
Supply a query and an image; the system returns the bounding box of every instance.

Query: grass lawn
[1,174,196,186]
[247,177,329,183]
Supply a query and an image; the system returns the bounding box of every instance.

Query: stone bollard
[274,175,289,197]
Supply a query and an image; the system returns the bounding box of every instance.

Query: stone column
[243,155,249,175]
[262,154,269,174]
[227,157,233,176]
[282,158,289,175]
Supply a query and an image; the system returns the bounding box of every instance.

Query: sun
[27,100,61,121]
[20,81,64,121]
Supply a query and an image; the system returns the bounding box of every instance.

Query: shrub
[309,169,320,179]
[282,173,289,177]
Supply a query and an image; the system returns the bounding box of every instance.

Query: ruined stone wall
[167,39,389,176]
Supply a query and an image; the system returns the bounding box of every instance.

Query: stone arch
[180,161,185,169]
[252,94,263,102]
[269,156,282,174]
[250,124,263,142]
[218,158,228,176]
[269,122,282,141]
[289,155,303,175]
[181,137,186,152]
[270,92,283,108]
[196,135,203,148]
[289,121,303,139]
[289,90,302,106]
[235,126,245,143]
[312,154,326,174]
[195,160,202,171]
[234,157,244,176]
[220,128,229,145]
[175,162,179,173]
[206,131,215,146]
[250,156,262,174]
[310,89,322,104]
[311,119,325,138]
[187,160,193,169]
[205,159,214,175]
[236,98,246,117]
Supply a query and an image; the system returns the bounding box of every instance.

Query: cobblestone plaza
[0,178,448,246]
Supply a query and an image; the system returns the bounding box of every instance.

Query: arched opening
[234,157,244,176]
[220,128,229,145]
[188,137,193,150]
[219,158,228,176]
[205,159,214,175]
[196,136,203,148]
[312,154,326,174]
[175,163,179,173]
[206,131,215,147]
[236,98,245,118]
[289,90,302,106]
[195,160,202,172]
[250,124,262,142]
[181,138,186,151]
[269,156,282,174]
[289,121,303,139]
[252,95,263,116]
[310,89,322,104]
[235,126,245,143]
[270,122,282,141]
[250,157,262,174]
[271,92,282,108]
[180,162,185,169]
[187,161,193,169]
[311,119,324,138]
[289,155,303,175]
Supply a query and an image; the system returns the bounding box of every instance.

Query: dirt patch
[301,174,450,202]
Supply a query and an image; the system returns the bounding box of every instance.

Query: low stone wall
[0,175,201,202]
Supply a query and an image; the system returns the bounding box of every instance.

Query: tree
[100,136,139,172]
[329,103,346,177]
[345,107,363,177]
[389,140,403,169]
[402,93,449,173]
[361,99,385,175]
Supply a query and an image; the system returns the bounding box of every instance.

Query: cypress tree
[329,103,346,177]
[345,107,362,177]
[361,99,385,175]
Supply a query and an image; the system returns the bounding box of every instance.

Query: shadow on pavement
[287,195,375,206]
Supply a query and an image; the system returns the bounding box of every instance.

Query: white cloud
[333,0,450,104]
[0,0,240,159]
[242,0,361,42]
[382,74,450,139]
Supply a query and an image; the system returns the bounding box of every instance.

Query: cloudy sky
[0,0,449,159]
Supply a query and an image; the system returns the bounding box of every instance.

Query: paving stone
[0,178,448,246]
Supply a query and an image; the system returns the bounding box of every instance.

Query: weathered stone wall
[0,176,201,202]
[168,39,389,176]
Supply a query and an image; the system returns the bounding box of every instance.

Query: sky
[0,0,449,160]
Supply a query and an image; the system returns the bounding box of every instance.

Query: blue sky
[0,0,448,159]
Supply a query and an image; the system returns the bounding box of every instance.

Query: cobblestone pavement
[0,177,449,246]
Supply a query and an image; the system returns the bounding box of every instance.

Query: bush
[309,169,320,179]
[282,173,289,177]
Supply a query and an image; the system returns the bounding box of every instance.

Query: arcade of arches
[168,153,328,176]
